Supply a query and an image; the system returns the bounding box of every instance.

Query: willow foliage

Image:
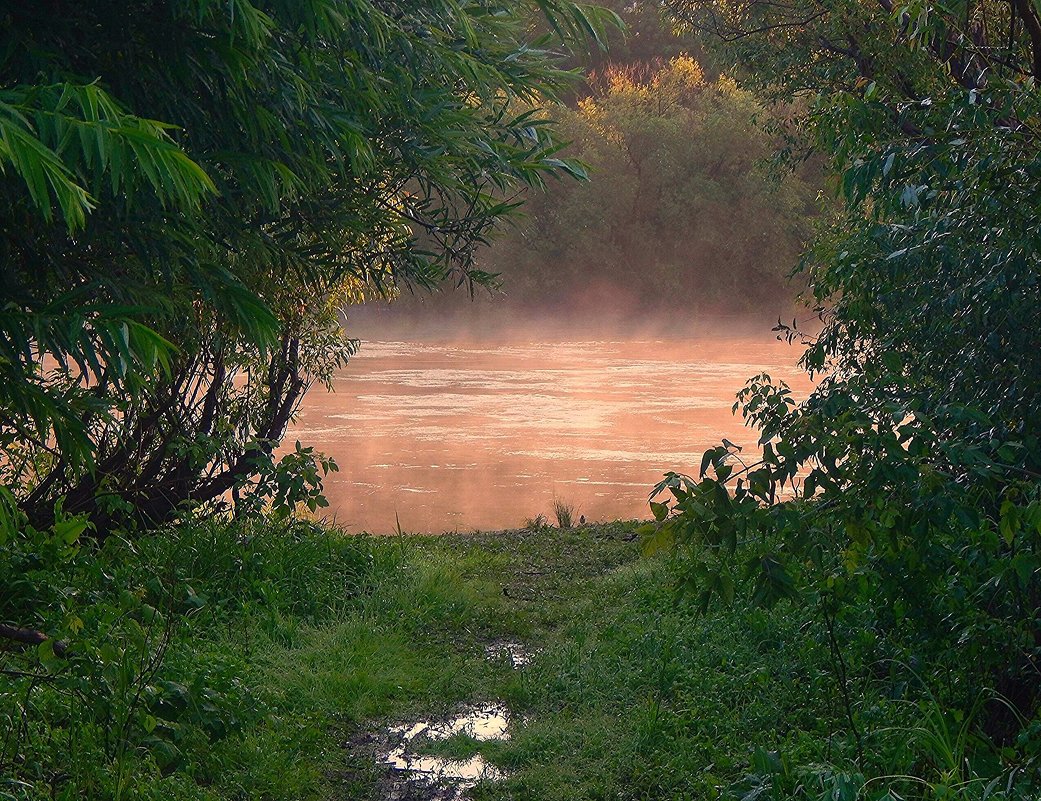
[0,0,619,532]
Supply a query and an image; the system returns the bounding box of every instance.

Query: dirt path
[341,522,642,800]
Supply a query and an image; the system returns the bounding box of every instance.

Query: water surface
[289,336,809,533]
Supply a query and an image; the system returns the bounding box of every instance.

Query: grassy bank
[3,519,855,800]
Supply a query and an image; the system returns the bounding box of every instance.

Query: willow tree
[482,56,817,314]
[0,1,618,535]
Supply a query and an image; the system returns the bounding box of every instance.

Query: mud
[347,703,512,800]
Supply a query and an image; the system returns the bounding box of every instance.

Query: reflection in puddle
[382,704,510,797]
[484,640,532,667]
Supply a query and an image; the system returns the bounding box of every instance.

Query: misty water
[288,331,809,534]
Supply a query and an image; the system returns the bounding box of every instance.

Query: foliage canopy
[641,0,1041,792]
[0,1,623,793]
[0,0,618,534]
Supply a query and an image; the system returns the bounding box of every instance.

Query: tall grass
[6,520,1033,801]
[0,518,500,801]
[552,500,576,529]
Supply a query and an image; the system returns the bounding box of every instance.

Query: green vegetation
[0,520,844,800]
[372,3,818,322]
[4,0,1041,798]
[486,55,819,314]
[9,517,1014,800]
[0,0,617,537]
[630,0,1041,795]
[552,499,576,529]
[1,516,492,799]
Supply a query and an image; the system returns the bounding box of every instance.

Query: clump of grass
[552,500,576,529]
[525,514,548,531]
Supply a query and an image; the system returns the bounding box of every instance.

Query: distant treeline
[379,4,823,323]
[483,56,820,316]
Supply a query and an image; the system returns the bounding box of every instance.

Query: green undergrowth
[2,518,873,800]
[2,520,502,800]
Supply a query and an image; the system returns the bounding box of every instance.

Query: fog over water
[288,313,812,534]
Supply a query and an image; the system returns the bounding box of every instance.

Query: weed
[552,500,576,529]
[523,514,548,531]
[6,520,1035,801]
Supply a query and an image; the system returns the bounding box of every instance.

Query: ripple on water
[288,336,811,533]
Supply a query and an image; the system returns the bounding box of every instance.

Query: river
[288,332,810,534]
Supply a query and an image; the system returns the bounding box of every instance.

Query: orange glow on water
[288,330,811,534]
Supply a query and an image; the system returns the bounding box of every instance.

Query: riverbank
[2,519,844,800]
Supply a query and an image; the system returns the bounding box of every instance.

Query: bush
[0,517,375,799]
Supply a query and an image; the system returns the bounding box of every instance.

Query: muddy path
[333,522,642,800]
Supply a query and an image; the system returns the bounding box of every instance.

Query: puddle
[484,640,533,668]
[378,704,511,799]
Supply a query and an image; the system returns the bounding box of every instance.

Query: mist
[345,284,805,345]
[289,47,824,534]
[290,312,812,534]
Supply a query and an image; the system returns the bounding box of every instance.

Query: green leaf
[52,516,88,545]
[640,524,675,556]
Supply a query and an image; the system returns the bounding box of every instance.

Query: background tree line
[374,1,821,324]
[487,55,818,315]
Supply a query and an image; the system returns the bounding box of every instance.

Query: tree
[472,56,818,316]
[0,0,618,535]
[575,0,713,74]
[641,0,1041,787]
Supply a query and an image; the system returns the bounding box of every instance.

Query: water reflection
[484,640,533,668]
[383,704,510,791]
[289,336,809,533]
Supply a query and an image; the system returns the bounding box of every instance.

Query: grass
[428,527,837,800]
[0,518,864,800]
[523,513,548,531]
[552,499,576,529]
